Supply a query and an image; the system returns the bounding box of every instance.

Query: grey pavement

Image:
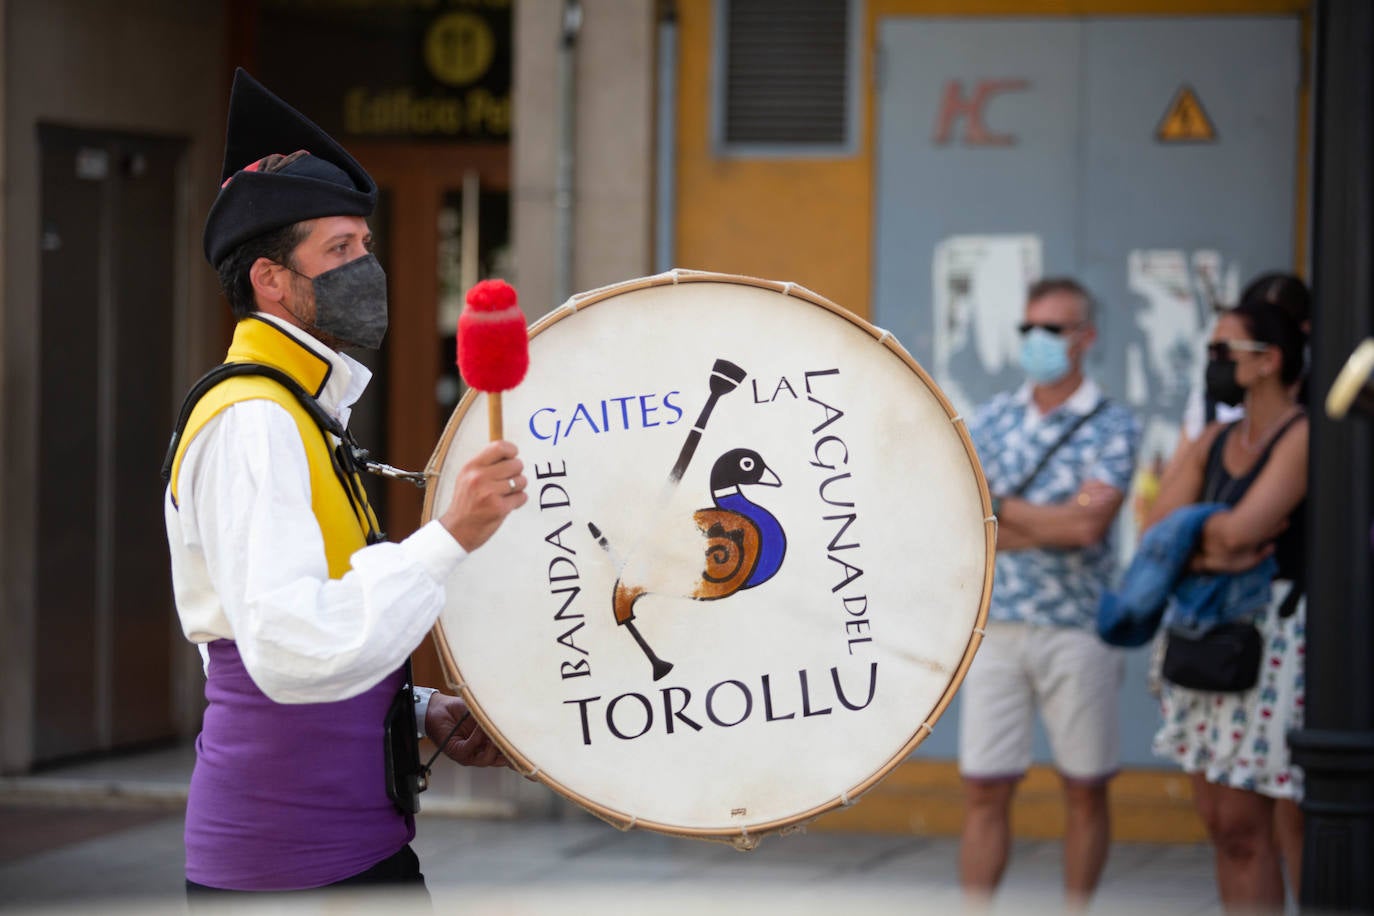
[0,746,1223,915]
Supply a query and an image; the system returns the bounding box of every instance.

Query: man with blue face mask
[959,278,1141,910]
[165,70,527,900]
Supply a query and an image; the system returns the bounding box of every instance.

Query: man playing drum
[164,69,525,897]
[959,278,1141,908]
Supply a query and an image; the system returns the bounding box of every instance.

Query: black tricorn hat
[203,68,376,268]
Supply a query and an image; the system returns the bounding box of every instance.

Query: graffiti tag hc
[933,79,1030,146]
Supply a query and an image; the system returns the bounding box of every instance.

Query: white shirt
[1012,376,1103,432]
[165,314,465,705]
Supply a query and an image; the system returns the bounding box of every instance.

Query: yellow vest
[168,316,381,577]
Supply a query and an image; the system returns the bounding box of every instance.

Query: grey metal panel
[1079,17,1299,421]
[873,17,1082,411]
[873,19,1082,763]
[1077,16,1300,770]
[874,16,1300,767]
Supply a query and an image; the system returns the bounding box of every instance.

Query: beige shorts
[958,621,1125,783]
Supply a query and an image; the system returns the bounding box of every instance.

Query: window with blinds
[716,0,856,154]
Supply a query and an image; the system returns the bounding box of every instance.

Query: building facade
[1,0,1315,842]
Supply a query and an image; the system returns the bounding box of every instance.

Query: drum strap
[161,362,427,509]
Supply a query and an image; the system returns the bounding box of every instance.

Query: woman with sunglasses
[1144,272,1310,909]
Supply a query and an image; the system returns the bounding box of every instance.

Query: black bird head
[710,448,782,492]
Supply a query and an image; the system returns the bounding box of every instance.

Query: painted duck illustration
[690,447,786,596]
[590,447,787,681]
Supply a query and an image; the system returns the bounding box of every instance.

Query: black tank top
[1201,413,1306,582]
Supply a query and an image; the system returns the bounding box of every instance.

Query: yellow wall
[812,760,1209,842]
[674,0,1310,320]
[674,4,872,315]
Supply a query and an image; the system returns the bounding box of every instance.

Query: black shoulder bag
[1161,620,1263,693]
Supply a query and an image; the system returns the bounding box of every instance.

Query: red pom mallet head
[457,278,528,440]
[457,279,528,392]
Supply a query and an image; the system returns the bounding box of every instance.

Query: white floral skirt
[1152,584,1306,801]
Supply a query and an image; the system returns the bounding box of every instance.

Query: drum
[424,270,993,848]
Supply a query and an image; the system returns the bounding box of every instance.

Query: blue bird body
[712,490,785,588]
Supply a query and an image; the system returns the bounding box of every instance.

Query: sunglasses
[1017,322,1083,336]
[1208,340,1270,360]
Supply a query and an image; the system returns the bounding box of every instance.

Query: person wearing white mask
[959,278,1142,910]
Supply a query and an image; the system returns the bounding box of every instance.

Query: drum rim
[422,269,994,844]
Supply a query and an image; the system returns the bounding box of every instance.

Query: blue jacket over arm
[1097,502,1276,647]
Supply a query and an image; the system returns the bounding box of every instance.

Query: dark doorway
[34,125,185,763]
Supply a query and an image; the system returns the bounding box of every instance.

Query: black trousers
[186,843,430,907]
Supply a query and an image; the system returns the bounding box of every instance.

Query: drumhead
[424,270,993,846]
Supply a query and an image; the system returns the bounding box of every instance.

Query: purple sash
[184,640,412,890]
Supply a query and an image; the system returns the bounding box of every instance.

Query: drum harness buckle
[351,450,431,488]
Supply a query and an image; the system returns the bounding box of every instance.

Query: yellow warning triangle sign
[1156,84,1216,143]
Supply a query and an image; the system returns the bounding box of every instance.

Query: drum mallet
[456,279,529,440]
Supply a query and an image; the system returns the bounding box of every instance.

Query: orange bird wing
[691,508,761,601]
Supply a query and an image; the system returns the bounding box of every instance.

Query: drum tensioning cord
[162,361,470,777]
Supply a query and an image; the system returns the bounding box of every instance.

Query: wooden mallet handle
[488,392,503,441]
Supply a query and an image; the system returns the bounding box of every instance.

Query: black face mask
[286,254,389,350]
[1205,358,1245,407]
